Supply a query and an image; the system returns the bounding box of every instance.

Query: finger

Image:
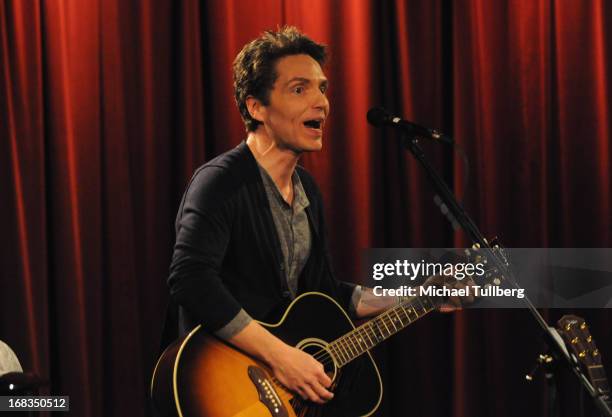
[301,384,324,404]
[455,283,472,304]
[315,368,332,388]
[295,386,308,401]
[439,304,459,313]
[467,278,476,302]
[308,380,334,402]
[448,295,462,308]
[425,275,443,287]
[455,281,475,304]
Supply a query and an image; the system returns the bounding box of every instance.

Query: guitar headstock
[556,315,612,406]
[463,238,508,287]
[557,315,603,368]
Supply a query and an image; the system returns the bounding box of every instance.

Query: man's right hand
[269,344,334,404]
[226,320,334,404]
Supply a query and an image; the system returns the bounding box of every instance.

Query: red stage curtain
[1,1,610,416]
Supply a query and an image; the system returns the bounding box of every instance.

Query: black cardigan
[167,142,355,337]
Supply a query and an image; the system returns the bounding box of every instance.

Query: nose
[313,90,329,115]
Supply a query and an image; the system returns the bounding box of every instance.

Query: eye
[320,85,328,94]
[293,86,305,95]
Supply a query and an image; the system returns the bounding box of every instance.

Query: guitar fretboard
[588,365,612,406]
[327,294,439,367]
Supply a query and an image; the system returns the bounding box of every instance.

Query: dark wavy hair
[232,26,328,132]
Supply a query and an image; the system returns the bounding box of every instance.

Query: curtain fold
[1,0,48,391]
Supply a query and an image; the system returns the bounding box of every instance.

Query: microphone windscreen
[367,107,389,127]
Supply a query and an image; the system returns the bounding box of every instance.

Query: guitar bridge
[247,366,289,416]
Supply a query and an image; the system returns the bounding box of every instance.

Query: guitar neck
[328,294,440,367]
[588,365,612,408]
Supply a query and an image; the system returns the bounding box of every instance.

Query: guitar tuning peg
[541,354,553,364]
[472,243,481,250]
[587,336,592,343]
[579,350,587,358]
[592,349,599,357]
[565,323,572,331]
[526,353,554,382]
[580,322,587,330]
[571,337,579,344]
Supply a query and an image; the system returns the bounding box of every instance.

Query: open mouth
[303,118,324,130]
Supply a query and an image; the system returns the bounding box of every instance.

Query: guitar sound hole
[298,340,338,384]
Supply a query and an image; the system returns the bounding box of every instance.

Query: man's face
[255,54,329,153]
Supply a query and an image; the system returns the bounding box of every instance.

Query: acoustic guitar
[151,248,504,417]
[151,290,442,417]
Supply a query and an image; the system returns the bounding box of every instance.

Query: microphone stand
[399,132,612,417]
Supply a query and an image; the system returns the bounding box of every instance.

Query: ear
[246,96,266,124]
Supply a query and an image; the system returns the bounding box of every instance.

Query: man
[168,26,468,405]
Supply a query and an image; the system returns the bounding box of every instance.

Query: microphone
[367,107,453,145]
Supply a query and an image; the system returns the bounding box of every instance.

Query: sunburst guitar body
[151,292,384,417]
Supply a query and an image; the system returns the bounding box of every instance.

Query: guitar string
[306,265,499,365]
[327,261,498,361]
[275,289,479,409]
[296,274,495,368]
[268,299,437,386]
[276,289,481,403]
[310,307,428,366]
[313,298,435,362]
[269,300,437,409]
[308,300,437,367]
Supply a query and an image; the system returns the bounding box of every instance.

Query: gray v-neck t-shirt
[215,164,361,339]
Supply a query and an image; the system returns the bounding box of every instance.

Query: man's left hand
[422,274,476,312]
